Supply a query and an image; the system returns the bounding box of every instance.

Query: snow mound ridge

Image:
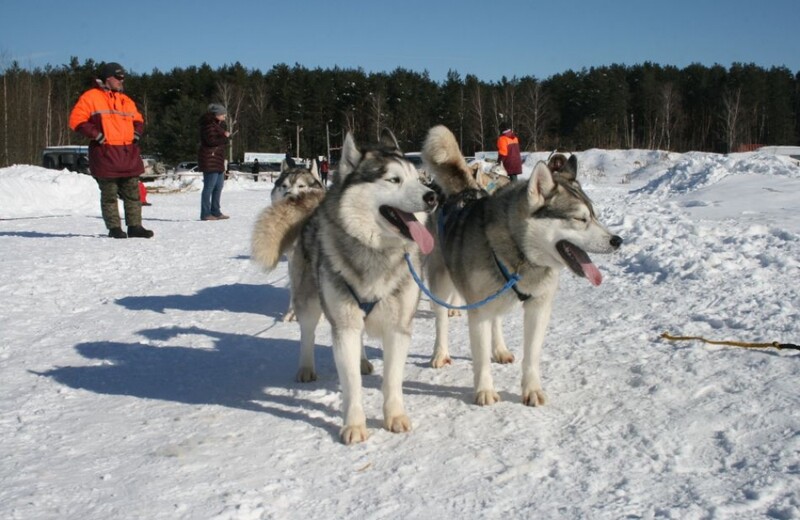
[635,152,800,196]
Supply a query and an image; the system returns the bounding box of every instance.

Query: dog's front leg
[333,327,368,444]
[468,313,500,405]
[520,287,557,406]
[381,330,412,434]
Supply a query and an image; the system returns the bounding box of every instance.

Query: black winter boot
[108,227,128,239]
[127,225,154,238]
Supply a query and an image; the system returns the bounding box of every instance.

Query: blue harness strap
[405,253,524,311]
[493,253,531,302]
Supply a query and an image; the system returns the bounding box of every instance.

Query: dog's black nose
[423,190,437,209]
[610,235,623,248]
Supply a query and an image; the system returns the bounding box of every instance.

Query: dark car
[42,146,90,174]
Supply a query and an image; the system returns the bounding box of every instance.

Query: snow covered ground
[1,149,799,519]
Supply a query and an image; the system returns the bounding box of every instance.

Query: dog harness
[346,284,379,316]
[492,253,531,302]
[437,189,531,303]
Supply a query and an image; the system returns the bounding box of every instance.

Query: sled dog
[251,129,437,444]
[267,166,326,321]
[422,125,622,406]
[471,162,510,194]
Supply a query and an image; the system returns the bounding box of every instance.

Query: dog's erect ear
[558,154,578,181]
[338,132,361,179]
[380,128,401,152]
[527,161,555,205]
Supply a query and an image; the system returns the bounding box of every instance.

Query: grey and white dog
[251,129,437,444]
[422,125,622,407]
[267,165,326,321]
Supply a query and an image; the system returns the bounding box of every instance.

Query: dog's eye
[573,217,588,224]
[387,177,401,184]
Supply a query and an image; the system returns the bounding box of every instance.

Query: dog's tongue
[582,259,603,286]
[398,210,435,255]
[560,241,603,286]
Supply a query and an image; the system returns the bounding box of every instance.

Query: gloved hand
[95,133,106,145]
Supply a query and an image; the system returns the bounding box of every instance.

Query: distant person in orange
[69,62,153,239]
[497,121,522,181]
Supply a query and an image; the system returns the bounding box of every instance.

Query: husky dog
[267,166,326,322]
[422,125,622,406]
[471,162,510,194]
[252,129,437,444]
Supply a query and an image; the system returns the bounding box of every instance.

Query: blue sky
[3,0,798,82]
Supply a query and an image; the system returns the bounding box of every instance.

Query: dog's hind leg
[381,330,412,434]
[431,303,452,368]
[282,302,296,322]
[360,341,374,375]
[490,316,515,364]
[295,304,321,382]
[429,259,458,368]
[468,312,500,405]
[293,280,322,382]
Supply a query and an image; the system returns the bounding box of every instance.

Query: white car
[175,161,198,173]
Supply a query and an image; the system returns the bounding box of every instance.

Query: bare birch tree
[721,87,742,153]
[216,81,244,161]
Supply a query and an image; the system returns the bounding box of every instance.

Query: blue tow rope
[404,253,521,311]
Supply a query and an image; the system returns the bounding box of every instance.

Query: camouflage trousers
[96,177,142,229]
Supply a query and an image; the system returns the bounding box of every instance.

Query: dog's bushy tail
[251,190,325,270]
[422,125,480,196]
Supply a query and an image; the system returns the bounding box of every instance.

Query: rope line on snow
[660,332,800,351]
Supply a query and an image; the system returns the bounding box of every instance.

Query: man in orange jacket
[69,62,153,239]
[497,121,523,181]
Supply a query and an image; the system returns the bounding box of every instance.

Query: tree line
[1,57,798,168]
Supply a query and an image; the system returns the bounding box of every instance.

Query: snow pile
[637,151,800,196]
[0,165,98,218]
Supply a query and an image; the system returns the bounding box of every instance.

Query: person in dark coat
[251,158,260,182]
[198,103,230,220]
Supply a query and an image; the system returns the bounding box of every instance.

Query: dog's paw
[384,414,412,433]
[360,359,374,375]
[474,389,501,406]
[281,310,296,322]
[340,424,369,444]
[492,350,515,364]
[522,389,548,407]
[295,367,317,383]
[430,354,452,368]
